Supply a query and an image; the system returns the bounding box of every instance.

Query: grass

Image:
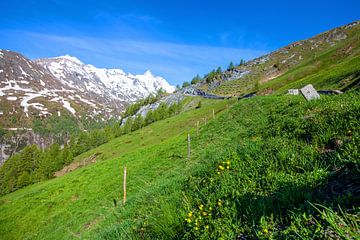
[179,92,360,239]
[0,97,232,239]
[211,23,360,97]
[265,44,360,93]
[1,92,359,239]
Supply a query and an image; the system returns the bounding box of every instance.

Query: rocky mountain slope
[0,51,174,128]
[199,20,360,96]
[0,51,174,164]
[36,55,174,110]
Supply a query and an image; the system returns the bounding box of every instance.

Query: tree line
[0,100,183,195]
[178,59,246,89]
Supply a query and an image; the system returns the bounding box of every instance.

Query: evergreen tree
[17,171,30,188]
[132,115,144,131]
[123,117,133,134]
[182,81,190,88]
[156,103,169,120]
[228,61,235,71]
[145,110,155,125]
[61,145,74,165]
[191,74,202,85]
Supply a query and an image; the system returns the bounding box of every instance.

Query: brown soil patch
[260,71,283,83]
[54,153,101,177]
[83,216,104,230]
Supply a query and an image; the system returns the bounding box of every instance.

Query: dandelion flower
[187,212,193,217]
[218,165,225,170]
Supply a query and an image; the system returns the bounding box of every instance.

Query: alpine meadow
[0,1,359,239]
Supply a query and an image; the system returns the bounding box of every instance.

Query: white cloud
[7,31,268,84]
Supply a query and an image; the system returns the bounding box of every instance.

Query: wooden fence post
[123,166,127,205]
[196,121,199,136]
[187,134,191,160]
[213,109,215,119]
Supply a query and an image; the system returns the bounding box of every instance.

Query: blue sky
[0,0,359,85]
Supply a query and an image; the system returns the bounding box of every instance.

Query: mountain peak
[143,70,153,76]
[55,55,83,65]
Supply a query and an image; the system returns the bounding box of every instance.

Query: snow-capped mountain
[36,55,174,104]
[0,50,174,127]
[0,50,174,164]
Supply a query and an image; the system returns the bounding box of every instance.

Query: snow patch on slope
[37,55,175,104]
[50,97,76,114]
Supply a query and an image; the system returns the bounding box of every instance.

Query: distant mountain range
[0,51,174,128]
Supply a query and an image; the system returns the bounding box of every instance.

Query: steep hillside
[202,20,360,96]
[0,97,231,239]
[0,92,359,239]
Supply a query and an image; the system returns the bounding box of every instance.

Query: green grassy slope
[211,21,360,96]
[179,92,360,239]
[264,38,360,93]
[1,90,359,239]
[0,98,232,239]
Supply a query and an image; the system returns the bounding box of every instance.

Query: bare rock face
[0,130,66,166]
[300,84,321,101]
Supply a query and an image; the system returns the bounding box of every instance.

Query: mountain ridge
[0,50,174,127]
[197,20,360,96]
[0,50,174,164]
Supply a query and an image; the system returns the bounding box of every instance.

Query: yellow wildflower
[187,212,193,218]
[218,165,225,170]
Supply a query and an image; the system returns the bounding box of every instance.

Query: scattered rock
[287,89,299,95]
[300,84,320,101]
